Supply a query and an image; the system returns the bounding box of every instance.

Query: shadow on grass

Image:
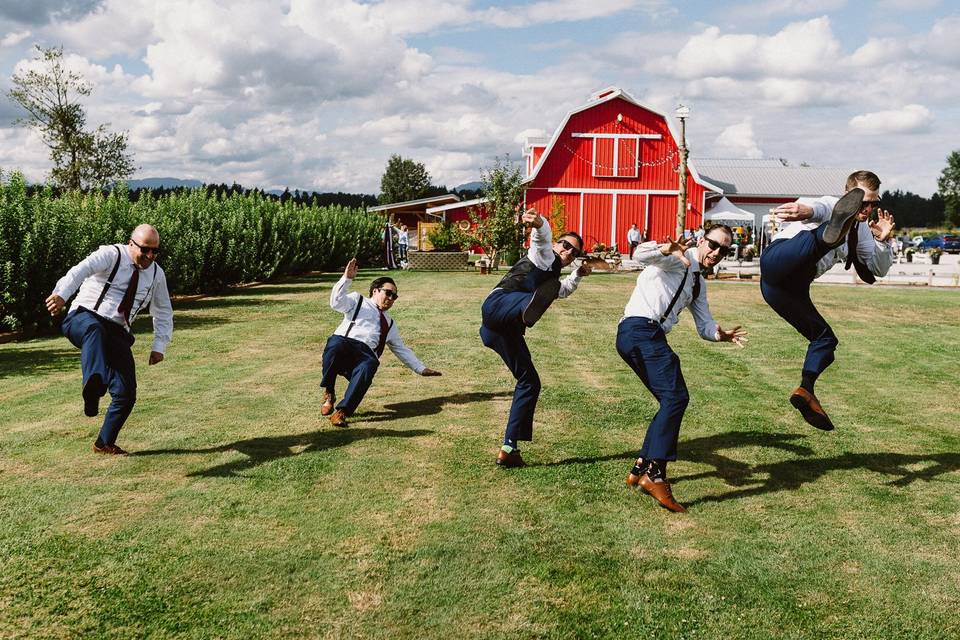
[132,427,433,477]
[535,430,960,505]
[356,391,513,423]
[0,346,77,379]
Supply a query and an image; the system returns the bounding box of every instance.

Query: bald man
[46,224,173,454]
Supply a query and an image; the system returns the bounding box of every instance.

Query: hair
[557,231,584,250]
[705,224,733,243]
[369,276,396,296]
[845,170,881,192]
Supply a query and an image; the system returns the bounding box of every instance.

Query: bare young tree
[7,45,135,190]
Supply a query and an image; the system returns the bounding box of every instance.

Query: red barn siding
[582,193,612,250]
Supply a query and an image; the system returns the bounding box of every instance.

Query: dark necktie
[375,308,389,356]
[117,268,139,326]
[844,223,876,284]
[692,272,701,300]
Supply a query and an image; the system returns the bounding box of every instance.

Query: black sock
[647,459,667,481]
[630,457,649,476]
[800,373,816,394]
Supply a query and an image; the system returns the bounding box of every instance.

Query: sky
[0,0,957,196]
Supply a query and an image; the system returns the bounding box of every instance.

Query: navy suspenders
[93,246,123,312]
[92,246,157,322]
[342,297,394,347]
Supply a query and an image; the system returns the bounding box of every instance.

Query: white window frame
[573,133,661,179]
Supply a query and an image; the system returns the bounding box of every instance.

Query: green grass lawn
[2,269,958,639]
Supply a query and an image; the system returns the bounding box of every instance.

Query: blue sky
[1,0,957,195]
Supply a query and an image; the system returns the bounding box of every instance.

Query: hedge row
[0,172,385,332]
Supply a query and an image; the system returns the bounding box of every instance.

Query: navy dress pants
[759,226,839,381]
[320,335,380,416]
[62,308,137,445]
[480,289,540,444]
[616,317,689,461]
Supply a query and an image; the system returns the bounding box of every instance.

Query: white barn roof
[695,158,850,198]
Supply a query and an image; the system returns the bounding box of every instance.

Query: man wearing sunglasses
[481,208,592,467]
[321,258,441,427]
[619,226,747,512]
[761,170,896,431]
[44,224,173,455]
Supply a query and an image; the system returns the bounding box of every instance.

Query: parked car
[920,235,945,250]
[943,234,960,254]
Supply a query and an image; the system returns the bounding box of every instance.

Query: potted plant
[929,247,943,265]
[905,247,916,263]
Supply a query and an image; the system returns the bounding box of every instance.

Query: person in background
[627,223,641,257]
[397,224,409,262]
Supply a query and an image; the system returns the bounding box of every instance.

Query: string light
[559,142,677,171]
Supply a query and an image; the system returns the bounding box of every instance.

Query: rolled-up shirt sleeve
[688,286,719,342]
[867,238,896,277]
[330,276,356,312]
[633,241,681,269]
[149,270,173,354]
[386,324,426,374]
[528,220,556,270]
[558,271,582,299]
[53,245,116,301]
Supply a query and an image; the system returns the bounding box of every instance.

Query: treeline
[1,172,385,332]
[881,190,947,228]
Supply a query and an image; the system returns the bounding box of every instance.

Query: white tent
[704,197,755,223]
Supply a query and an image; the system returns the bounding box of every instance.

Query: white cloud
[712,119,764,158]
[848,104,933,134]
[1,30,31,47]
[727,0,846,21]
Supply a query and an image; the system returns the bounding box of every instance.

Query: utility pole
[675,104,690,239]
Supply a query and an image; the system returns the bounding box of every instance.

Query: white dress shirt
[772,196,896,279]
[624,242,719,341]
[53,244,173,354]
[526,220,583,298]
[627,228,641,244]
[329,276,426,374]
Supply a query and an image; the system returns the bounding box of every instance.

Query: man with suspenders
[45,224,173,455]
[618,226,747,512]
[320,258,441,427]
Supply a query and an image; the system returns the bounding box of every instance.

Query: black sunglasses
[130,238,161,255]
[379,288,399,300]
[861,200,882,209]
[558,238,582,258]
[705,237,732,257]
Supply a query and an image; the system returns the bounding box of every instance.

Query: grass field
[2,269,958,639]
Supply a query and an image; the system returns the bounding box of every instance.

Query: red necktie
[117,268,139,326]
[375,309,389,356]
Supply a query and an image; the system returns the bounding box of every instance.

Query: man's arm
[330,258,359,312]
[523,210,556,270]
[385,323,434,374]
[46,245,117,315]
[633,238,692,270]
[149,269,173,363]
[688,287,720,341]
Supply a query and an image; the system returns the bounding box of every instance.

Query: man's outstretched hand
[659,236,694,267]
[717,324,748,348]
[344,257,358,279]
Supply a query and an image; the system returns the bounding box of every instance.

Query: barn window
[591,136,638,178]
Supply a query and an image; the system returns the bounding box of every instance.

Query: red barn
[523,87,722,249]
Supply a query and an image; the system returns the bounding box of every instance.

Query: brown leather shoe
[496,448,525,468]
[790,387,835,431]
[93,443,128,455]
[638,474,687,513]
[329,410,348,427]
[321,390,335,416]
